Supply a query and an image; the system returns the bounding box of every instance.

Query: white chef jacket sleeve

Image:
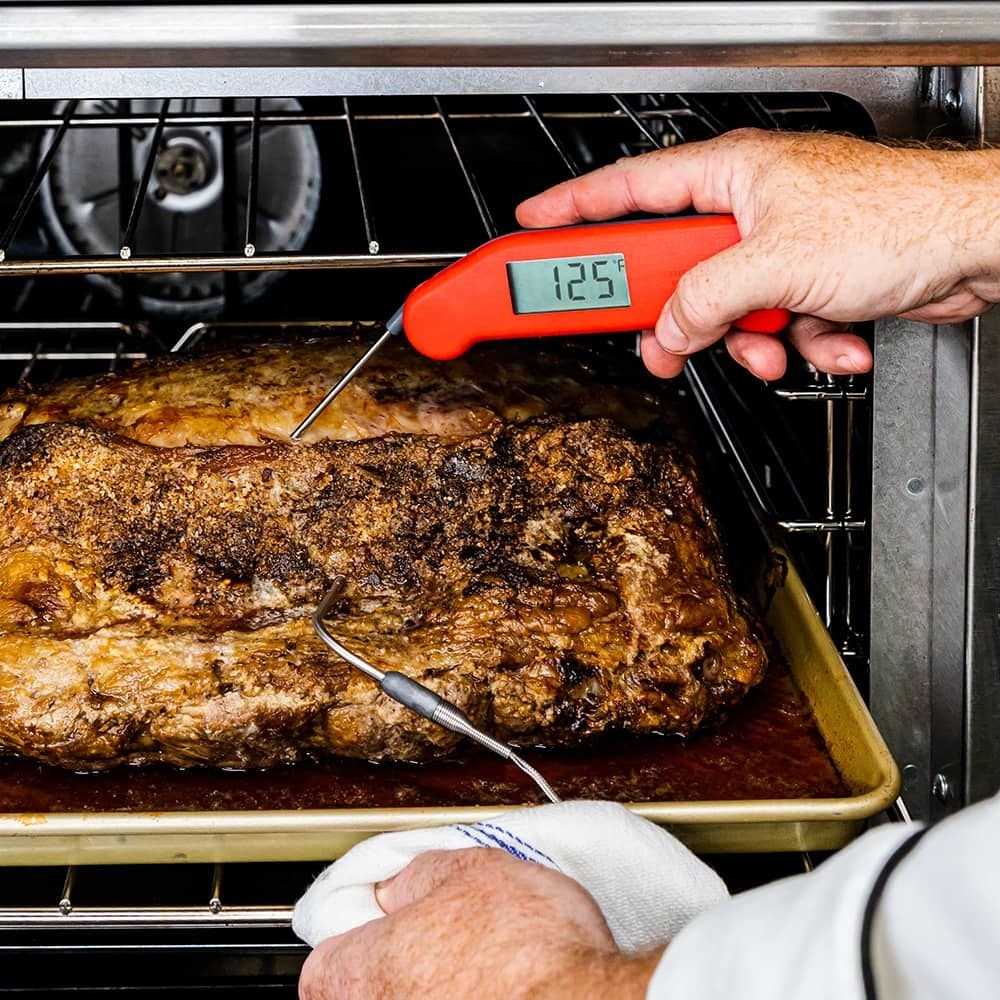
[647,792,1000,1000]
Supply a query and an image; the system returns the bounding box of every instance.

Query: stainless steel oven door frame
[871,64,1000,821]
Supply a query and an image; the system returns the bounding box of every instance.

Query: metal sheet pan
[0,551,899,864]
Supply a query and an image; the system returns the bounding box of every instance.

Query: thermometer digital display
[506,253,630,314]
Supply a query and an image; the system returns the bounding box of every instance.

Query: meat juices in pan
[0,339,767,770]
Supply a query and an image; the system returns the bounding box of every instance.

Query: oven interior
[0,90,883,994]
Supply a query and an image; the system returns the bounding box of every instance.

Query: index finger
[515,141,735,228]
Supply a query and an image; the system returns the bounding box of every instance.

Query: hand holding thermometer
[291,215,789,440]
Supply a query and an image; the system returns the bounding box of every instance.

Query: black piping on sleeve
[860,824,931,1000]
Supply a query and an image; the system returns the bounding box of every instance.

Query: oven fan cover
[39,98,321,316]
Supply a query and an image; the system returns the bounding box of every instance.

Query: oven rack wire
[1,863,292,928]
[0,92,849,274]
[0,852,827,931]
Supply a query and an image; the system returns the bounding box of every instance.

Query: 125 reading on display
[506,253,631,315]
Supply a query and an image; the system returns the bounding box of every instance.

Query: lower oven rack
[1,867,291,928]
[0,857,829,997]
[0,849,826,930]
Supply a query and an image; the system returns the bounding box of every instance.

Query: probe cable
[312,576,560,804]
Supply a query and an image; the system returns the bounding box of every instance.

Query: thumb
[655,239,789,358]
[374,847,485,915]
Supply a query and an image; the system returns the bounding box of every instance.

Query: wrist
[542,946,664,998]
[947,148,1000,302]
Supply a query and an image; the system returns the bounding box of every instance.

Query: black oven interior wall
[0,90,936,994]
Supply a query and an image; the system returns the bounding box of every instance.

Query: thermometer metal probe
[312,577,561,804]
[292,214,790,440]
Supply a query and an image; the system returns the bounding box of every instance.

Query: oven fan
[38,98,322,316]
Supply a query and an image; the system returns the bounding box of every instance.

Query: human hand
[297,848,662,999]
[517,129,1000,380]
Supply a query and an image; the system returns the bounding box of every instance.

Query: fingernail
[656,310,689,354]
[374,873,397,893]
[374,874,396,913]
[836,352,870,373]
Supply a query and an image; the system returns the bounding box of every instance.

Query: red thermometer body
[402,215,789,360]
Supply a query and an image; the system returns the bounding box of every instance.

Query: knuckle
[439,846,489,874]
[450,846,520,888]
[673,270,721,332]
[615,146,662,166]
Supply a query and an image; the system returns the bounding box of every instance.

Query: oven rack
[686,351,870,663]
[0,862,308,993]
[0,91,863,275]
[0,855,826,995]
[0,852,819,933]
[0,862,295,929]
[0,865,289,928]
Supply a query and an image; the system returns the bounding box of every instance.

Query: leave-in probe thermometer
[291,215,790,440]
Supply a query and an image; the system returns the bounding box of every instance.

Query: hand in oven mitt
[292,799,729,954]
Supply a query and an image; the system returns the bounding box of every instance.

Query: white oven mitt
[292,800,729,953]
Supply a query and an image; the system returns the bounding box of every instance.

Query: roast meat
[0,339,767,769]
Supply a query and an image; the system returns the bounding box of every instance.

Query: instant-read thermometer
[291,215,790,439]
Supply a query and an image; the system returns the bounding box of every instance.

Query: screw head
[932,772,953,803]
[906,477,925,495]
